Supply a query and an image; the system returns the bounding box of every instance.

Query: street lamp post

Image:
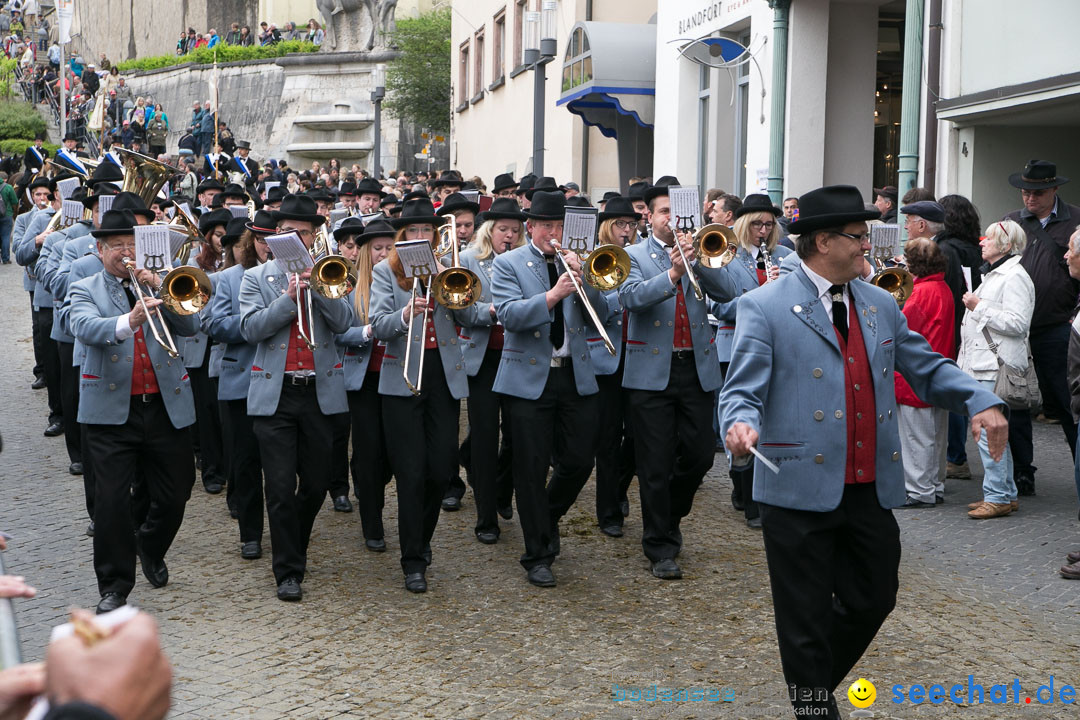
[524,1,557,177]
[371,63,386,180]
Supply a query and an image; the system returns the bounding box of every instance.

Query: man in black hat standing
[721,184,1008,720]
[23,133,48,173]
[353,177,385,216]
[229,140,258,181]
[431,170,464,204]
[872,185,898,223]
[1005,160,1080,496]
[491,173,519,199]
[195,178,224,213]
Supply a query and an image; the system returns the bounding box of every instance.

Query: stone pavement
[0,263,1078,719]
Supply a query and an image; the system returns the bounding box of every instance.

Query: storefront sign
[676,0,754,37]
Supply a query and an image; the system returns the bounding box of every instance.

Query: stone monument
[315,0,399,51]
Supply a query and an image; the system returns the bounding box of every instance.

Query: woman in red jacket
[895,238,955,508]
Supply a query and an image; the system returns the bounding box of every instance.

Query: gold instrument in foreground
[583,244,632,292]
[120,258,210,357]
[692,223,738,269]
[431,222,481,310]
[870,265,915,308]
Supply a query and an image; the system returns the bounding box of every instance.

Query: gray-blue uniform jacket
[333,289,378,391]
[490,242,610,400]
[68,270,200,428]
[12,210,36,292]
[239,259,355,416]
[41,222,92,344]
[618,236,732,392]
[206,264,256,401]
[452,246,499,376]
[587,289,625,376]
[15,207,57,309]
[369,258,469,399]
[718,266,1004,512]
[712,245,793,363]
[60,252,105,366]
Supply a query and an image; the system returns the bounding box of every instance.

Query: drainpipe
[580,0,591,193]
[897,0,924,197]
[923,0,942,196]
[765,0,790,206]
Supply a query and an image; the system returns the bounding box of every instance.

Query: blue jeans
[978,380,1016,504]
[0,214,12,262]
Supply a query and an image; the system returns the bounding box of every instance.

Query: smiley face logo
[847,678,876,708]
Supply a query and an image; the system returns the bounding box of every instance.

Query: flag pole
[212,46,219,179]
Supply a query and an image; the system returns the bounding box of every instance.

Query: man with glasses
[1004,160,1080,497]
[721,185,1007,720]
[68,209,201,614]
[239,194,354,601]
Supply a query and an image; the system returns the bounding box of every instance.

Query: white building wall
[822,3,878,193]
[783,0,831,196]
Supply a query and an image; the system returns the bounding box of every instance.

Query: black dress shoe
[43,421,64,437]
[441,496,461,511]
[136,541,168,588]
[277,577,302,601]
[228,503,239,519]
[730,488,745,512]
[746,516,763,529]
[241,541,262,559]
[620,499,630,518]
[96,592,127,614]
[422,548,432,566]
[1016,473,1036,496]
[31,375,46,390]
[365,538,386,552]
[476,531,499,545]
[898,498,936,509]
[498,505,513,520]
[68,462,83,475]
[203,480,223,494]
[332,495,353,512]
[651,558,683,580]
[86,521,94,537]
[404,572,427,593]
[527,565,556,587]
[600,524,624,538]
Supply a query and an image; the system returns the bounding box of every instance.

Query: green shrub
[0,101,48,141]
[0,138,60,156]
[0,57,18,100]
[116,41,319,73]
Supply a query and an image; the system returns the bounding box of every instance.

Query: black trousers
[57,341,81,464]
[458,427,514,511]
[594,364,635,528]
[466,349,511,536]
[329,406,352,499]
[382,360,459,575]
[188,362,225,489]
[224,398,264,543]
[350,373,392,540]
[29,292,43,378]
[1009,323,1077,476]
[35,308,62,424]
[503,365,599,570]
[87,396,195,597]
[80,422,95,519]
[253,383,338,584]
[626,355,714,562]
[759,483,900,719]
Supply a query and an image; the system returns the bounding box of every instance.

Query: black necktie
[121,281,137,311]
[546,259,565,348]
[829,284,847,342]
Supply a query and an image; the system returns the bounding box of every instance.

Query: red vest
[423,314,439,350]
[836,303,876,485]
[488,324,504,350]
[672,285,693,350]
[369,342,385,373]
[284,319,315,372]
[130,328,160,396]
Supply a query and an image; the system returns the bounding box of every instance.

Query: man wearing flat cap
[1004,160,1080,496]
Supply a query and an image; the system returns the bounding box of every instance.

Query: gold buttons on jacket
[814,454,824,464]
[174,388,181,394]
[108,383,116,391]
[835,410,844,419]
[529,358,537,365]
[654,320,661,327]
[280,344,286,350]
[534,331,541,338]
[892,452,900,461]
[812,368,823,378]
[110,354,118,362]
[813,410,824,421]
[652,348,659,354]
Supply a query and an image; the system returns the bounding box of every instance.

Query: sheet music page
[60,200,83,228]
[563,207,598,256]
[360,212,385,226]
[133,225,173,271]
[228,205,249,219]
[168,229,190,259]
[669,186,701,228]
[459,190,480,204]
[56,177,81,201]
[329,208,350,226]
[262,181,279,197]
[395,239,440,279]
[266,232,314,273]
[96,194,114,215]
[870,223,901,256]
[177,202,192,219]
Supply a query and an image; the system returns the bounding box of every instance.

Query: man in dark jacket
[1005,160,1080,496]
[874,185,898,223]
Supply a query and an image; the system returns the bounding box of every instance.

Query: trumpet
[693,223,738,270]
[551,239,617,357]
[121,259,211,358]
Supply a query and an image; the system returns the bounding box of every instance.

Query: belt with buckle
[285,373,317,386]
[133,393,160,403]
[550,356,570,368]
[672,348,694,360]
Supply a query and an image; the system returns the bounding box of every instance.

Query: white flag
[208,67,218,113]
[57,0,74,44]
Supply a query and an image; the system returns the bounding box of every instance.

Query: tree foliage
[384,8,451,135]
[0,100,47,141]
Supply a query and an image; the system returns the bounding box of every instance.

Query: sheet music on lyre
[168,229,190,260]
[459,190,480,205]
[562,207,598,257]
[59,200,83,229]
[56,177,81,202]
[228,205,249,219]
[96,194,115,215]
[329,208,350,226]
[263,181,280,196]
[133,225,173,272]
[266,232,314,273]
[395,239,440,279]
[360,212,385,226]
[870,223,901,257]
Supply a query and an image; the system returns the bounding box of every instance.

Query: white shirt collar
[800,262,850,322]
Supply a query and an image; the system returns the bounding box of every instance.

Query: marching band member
[68,209,201,614]
[454,197,527,543]
[332,218,396,549]
[355,178,386,215]
[618,177,732,580]
[491,173,519,199]
[228,140,258,181]
[207,211,273,559]
[713,194,792,527]
[239,195,354,601]
[195,178,224,213]
[490,190,610,588]
[590,196,639,538]
[370,198,468,593]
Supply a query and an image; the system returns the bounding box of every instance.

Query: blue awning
[556,86,654,139]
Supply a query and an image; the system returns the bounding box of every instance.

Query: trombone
[670,216,705,301]
[295,223,356,351]
[551,239,617,357]
[120,257,211,358]
[582,243,632,292]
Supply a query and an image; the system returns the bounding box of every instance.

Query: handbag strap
[981,326,1005,366]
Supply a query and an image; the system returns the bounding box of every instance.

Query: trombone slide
[122,258,179,358]
[552,241,616,357]
[669,218,705,301]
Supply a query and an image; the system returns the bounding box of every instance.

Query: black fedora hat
[516,174,537,196]
[246,209,277,235]
[491,173,519,193]
[222,216,249,247]
[332,216,367,242]
[199,208,233,236]
[272,194,327,226]
[196,178,225,194]
[265,186,287,203]
[235,140,251,151]
[525,176,558,200]
[338,181,358,197]
[524,191,566,221]
[477,197,527,224]
[28,177,56,193]
[355,178,385,197]
[220,183,249,201]
[379,194,400,209]
[643,176,679,206]
[305,187,334,204]
[90,209,138,238]
[598,196,641,222]
[355,219,397,246]
[62,131,79,143]
[401,190,430,204]
[872,185,897,202]
[85,162,124,189]
[627,181,650,202]
[389,197,447,228]
[1008,159,1069,190]
[430,170,464,188]
[735,193,782,219]
[786,185,881,235]
[436,192,480,216]
[110,191,155,221]
[601,191,621,204]
[565,195,592,208]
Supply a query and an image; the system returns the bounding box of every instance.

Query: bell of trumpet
[431,265,481,310]
[311,255,357,299]
[870,267,915,308]
[160,266,212,315]
[693,223,738,269]
[584,244,632,291]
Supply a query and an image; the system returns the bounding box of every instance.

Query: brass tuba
[692,223,738,269]
[115,147,179,209]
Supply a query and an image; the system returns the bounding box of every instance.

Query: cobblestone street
[1,263,1078,719]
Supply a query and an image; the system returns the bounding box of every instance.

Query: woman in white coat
[957,220,1034,519]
